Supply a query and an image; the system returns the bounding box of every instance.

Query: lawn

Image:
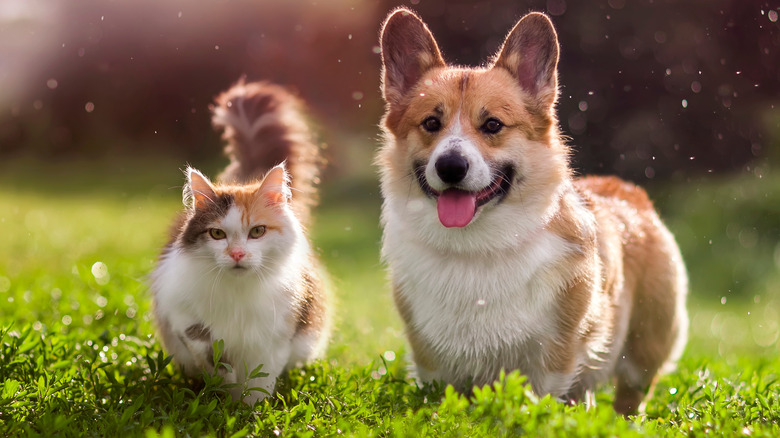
[0,156,778,436]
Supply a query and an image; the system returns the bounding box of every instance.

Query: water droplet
[91,262,110,285]
[384,350,396,361]
[85,102,95,113]
[47,79,58,89]
[721,296,727,305]
[91,262,107,278]
[578,101,588,111]
[546,0,567,16]
[681,99,688,108]
[769,10,778,22]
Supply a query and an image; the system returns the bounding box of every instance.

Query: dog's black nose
[435,153,469,184]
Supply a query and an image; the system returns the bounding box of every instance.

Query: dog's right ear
[380,8,445,106]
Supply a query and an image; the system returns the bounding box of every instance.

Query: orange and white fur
[152,81,329,405]
[377,8,687,415]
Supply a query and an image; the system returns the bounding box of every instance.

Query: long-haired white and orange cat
[377,8,688,414]
[152,80,329,404]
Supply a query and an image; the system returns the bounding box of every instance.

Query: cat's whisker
[209,267,224,313]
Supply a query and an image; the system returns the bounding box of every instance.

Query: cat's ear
[185,167,218,210]
[258,164,291,207]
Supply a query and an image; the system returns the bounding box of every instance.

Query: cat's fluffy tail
[211,79,323,224]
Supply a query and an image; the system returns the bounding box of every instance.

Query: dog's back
[575,175,688,413]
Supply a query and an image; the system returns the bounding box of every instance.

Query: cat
[151,80,330,405]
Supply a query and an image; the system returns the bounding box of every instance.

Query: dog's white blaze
[424,115,492,191]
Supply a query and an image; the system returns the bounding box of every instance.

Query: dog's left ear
[492,12,559,108]
[380,8,445,107]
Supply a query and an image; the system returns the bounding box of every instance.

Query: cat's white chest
[154,251,295,351]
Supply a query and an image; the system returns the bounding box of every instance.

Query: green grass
[1,157,779,436]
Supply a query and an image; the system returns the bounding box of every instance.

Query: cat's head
[177,164,300,274]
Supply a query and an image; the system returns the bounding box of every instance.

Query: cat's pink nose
[229,249,245,262]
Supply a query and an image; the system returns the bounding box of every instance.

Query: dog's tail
[211,79,323,224]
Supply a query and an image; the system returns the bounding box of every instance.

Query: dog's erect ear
[380,8,445,106]
[492,12,559,108]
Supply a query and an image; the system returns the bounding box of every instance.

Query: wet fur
[378,8,687,415]
[152,81,329,405]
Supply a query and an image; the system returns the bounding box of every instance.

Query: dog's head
[378,8,570,248]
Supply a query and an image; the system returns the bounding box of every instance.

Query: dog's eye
[421,116,442,133]
[481,118,503,134]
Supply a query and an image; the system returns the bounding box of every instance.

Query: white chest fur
[383,214,578,391]
[153,247,302,371]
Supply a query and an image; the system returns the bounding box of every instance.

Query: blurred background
[0,0,779,361]
[2,0,778,177]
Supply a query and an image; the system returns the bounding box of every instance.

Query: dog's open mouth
[414,164,514,228]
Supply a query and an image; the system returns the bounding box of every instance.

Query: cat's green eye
[249,225,266,239]
[208,228,226,240]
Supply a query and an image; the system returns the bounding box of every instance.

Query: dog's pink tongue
[437,189,477,228]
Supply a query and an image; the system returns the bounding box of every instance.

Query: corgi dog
[377,8,688,415]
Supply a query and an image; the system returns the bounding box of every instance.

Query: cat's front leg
[225,363,282,405]
[179,323,241,386]
[156,313,213,377]
[173,322,217,376]
[241,372,279,405]
[234,346,290,405]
